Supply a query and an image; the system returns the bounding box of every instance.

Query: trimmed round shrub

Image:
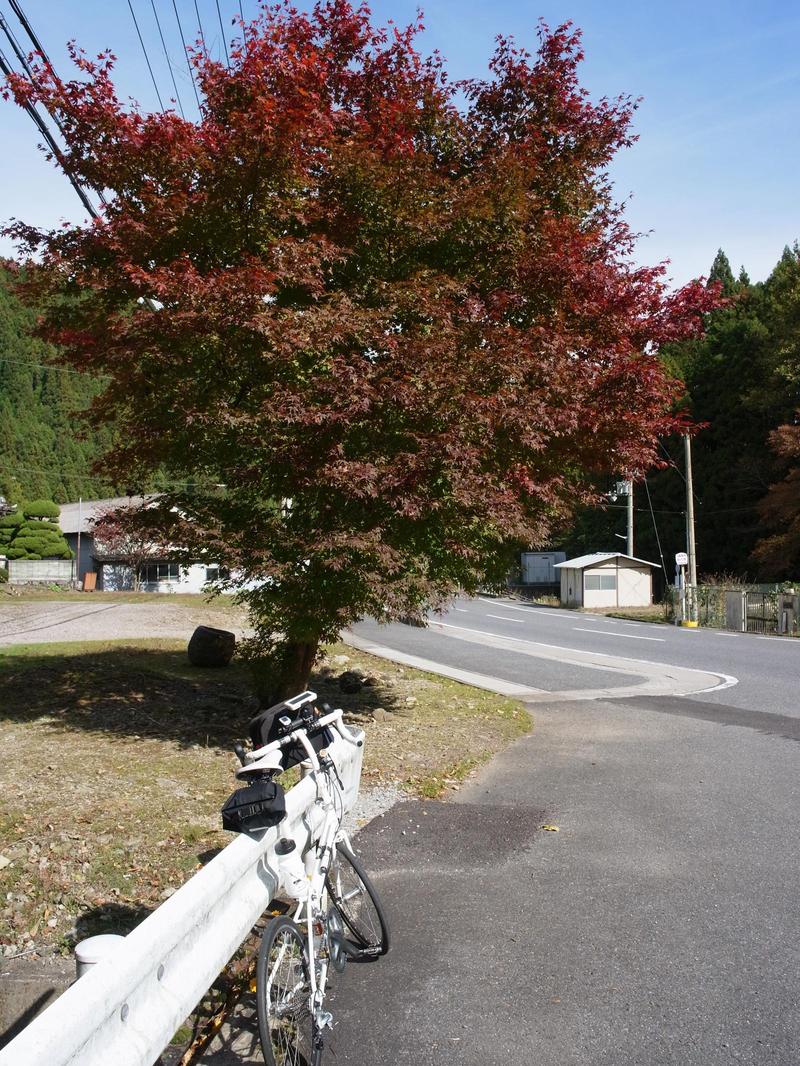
[23,500,60,520]
[1,500,72,560]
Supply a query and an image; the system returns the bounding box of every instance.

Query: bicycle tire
[256,916,317,1066]
[325,842,389,959]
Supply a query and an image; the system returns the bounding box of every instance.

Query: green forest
[560,247,800,584]
[0,261,114,507]
[1,249,799,582]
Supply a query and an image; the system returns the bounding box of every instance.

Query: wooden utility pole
[684,435,698,616]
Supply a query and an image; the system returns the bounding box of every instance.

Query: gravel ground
[343,783,407,834]
[0,602,249,646]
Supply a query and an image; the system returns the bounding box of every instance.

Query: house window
[585,574,616,591]
[205,566,230,583]
[140,562,180,584]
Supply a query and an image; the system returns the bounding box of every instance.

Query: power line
[238,0,246,45]
[2,2,106,218]
[215,0,231,68]
[127,0,165,111]
[193,0,208,59]
[7,0,57,78]
[171,0,201,110]
[0,12,64,138]
[9,464,113,486]
[150,0,185,118]
[0,355,106,377]
[7,462,205,491]
[0,45,99,219]
[643,477,667,574]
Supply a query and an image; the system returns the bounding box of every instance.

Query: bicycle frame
[246,706,360,1044]
[291,764,352,1037]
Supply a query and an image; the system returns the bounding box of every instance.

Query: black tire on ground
[187,625,236,667]
[256,916,315,1066]
[325,843,390,960]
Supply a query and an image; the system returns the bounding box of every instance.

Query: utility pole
[76,496,82,589]
[684,435,698,619]
[626,480,634,557]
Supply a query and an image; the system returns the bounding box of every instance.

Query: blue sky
[0,0,798,285]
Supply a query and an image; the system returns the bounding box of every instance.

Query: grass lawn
[0,586,238,608]
[594,604,669,623]
[0,638,529,957]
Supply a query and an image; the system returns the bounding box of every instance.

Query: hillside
[549,247,800,581]
[0,263,113,505]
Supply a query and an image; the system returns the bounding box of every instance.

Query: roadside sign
[675,552,688,566]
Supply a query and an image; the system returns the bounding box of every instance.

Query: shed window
[140,562,180,583]
[585,574,616,591]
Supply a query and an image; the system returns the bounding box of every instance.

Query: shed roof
[554,552,661,570]
[59,496,155,534]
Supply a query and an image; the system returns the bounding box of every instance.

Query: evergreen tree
[560,246,800,582]
[0,262,113,504]
[708,249,736,296]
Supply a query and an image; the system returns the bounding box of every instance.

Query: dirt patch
[0,638,530,958]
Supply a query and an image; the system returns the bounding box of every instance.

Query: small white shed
[554,552,660,609]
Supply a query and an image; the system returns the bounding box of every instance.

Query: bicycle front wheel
[325,843,389,959]
[256,916,315,1066]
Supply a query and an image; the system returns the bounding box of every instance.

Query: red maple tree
[4,5,717,702]
[90,504,164,592]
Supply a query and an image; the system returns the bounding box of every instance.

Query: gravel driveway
[0,601,250,646]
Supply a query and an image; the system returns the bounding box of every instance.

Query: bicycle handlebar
[244,707,362,774]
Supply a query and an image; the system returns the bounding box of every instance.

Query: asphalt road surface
[321,599,800,1065]
[22,595,790,1065]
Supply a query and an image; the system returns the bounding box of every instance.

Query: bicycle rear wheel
[256,916,316,1066]
[325,842,389,959]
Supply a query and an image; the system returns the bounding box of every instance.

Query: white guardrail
[0,729,364,1066]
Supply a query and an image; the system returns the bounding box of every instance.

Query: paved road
[351,596,800,716]
[7,596,797,1063]
[319,600,800,1065]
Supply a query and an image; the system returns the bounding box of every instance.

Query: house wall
[98,561,215,593]
[617,565,651,607]
[582,559,652,609]
[521,552,566,584]
[560,568,583,607]
[65,532,95,586]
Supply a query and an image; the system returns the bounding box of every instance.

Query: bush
[24,499,60,520]
[0,566,7,583]
[0,500,71,560]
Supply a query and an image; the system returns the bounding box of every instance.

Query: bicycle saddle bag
[221,778,286,834]
[248,700,334,770]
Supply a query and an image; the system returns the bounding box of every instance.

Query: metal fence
[664,585,799,636]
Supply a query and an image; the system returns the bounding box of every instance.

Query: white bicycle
[234,691,390,1066]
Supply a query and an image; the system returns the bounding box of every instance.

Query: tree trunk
[249,638,321,708]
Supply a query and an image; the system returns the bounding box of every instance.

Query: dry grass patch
[590,605,668,623]
[0,586,240,609]
[0,637,529,957]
